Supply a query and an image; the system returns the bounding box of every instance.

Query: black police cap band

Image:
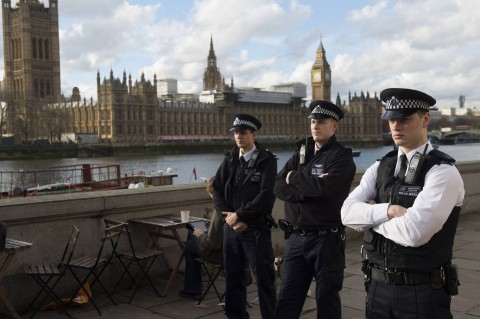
[380,88,436,120]
[307,100,344,121]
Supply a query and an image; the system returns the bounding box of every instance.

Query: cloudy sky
[1,0,479,108]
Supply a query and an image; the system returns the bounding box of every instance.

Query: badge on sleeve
[249,171,262,182]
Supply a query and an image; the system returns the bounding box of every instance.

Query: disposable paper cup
[181,210,190,223]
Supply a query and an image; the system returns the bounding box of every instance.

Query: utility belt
[370,267,442,285]
[360,246,460,295]
[278,218,342,239]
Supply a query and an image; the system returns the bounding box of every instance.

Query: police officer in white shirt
[341,88,465,319]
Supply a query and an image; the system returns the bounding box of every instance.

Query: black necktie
[398,154,408,180]
[236,156,246,186]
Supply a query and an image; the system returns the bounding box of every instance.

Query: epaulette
[428,149,456,164]
[295,139,306,149]
[225,146,238,157]
[264,148,278,160]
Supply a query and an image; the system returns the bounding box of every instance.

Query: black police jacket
[274,135,356,230]
[213,142,277,228]
[364,149,461,271]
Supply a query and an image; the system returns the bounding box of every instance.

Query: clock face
[313,71,321,82]
[325,73,330,81]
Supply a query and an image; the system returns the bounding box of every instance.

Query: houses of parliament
[1,0,383,145]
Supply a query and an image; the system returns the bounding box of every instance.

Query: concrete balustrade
[1,161,479,312]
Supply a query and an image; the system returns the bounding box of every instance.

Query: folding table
[0,238,33,319]
[129,213,207,297]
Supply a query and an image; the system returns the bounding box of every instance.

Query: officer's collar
[398,143,432,162]
[239,144,257,162]
[311,134,337,153]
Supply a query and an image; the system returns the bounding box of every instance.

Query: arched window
[38,39,43,59]
[15,39,19,59]
[13,79,17,98]
[44,39,49,59]
[46,79,51,96]
[34,79,39,97]
[11,39,14,59]
[18,39,22,59]
[40,79,45,98]
[32,38,37,58]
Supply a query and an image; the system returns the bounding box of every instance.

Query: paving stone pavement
[23,213,480,319]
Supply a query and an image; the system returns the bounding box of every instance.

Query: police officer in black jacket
[213,114,277,319]
[274,101,356,319]
[341,88,465,318]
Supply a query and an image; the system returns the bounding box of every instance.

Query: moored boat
[126,169,178,189]
[0,164,177,199]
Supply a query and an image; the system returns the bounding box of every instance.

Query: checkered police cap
[229,114,262,131]
[380,88,436,120]
[307,100,344,121]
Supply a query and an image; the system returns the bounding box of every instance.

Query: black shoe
[179,290,202,300]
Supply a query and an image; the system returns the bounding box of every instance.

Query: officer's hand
[222,211,238,227]
[286,171,293,184]
[233,221,248,233]
[387,204,407,219]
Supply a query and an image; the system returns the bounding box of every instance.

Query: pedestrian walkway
[25,213,480,319]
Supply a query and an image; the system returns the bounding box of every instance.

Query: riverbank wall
[1,161,479,312]
[0,139,384,160]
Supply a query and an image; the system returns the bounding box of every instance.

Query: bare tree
[15,103,36,142]
[41,102,68,143]
[0,101,7,141]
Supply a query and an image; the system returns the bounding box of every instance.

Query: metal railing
[0,164,122,198]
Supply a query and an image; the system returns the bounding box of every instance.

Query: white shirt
[341,143,464,247]
[239,144,257,162]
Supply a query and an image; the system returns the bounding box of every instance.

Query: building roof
[236,88,292,104]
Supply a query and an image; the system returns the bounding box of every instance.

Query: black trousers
[366,279,452,319]
[275,231,345,319]
[223,224,276,319]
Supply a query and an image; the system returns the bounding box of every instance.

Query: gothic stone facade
[60,39,384,145]
[64,38,310,145]
[2,0,61,140]
[65,70,310,145]
[336,91,383,141]
[1,1,383,145]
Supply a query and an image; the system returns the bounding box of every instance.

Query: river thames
[0,143,479,185]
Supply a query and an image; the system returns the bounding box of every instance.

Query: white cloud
[347,0,387,21]
[1,0,480,107]
[332,0,480,107]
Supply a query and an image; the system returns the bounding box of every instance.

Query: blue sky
[2,0,480,107]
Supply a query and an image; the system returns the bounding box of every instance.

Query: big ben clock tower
[311,38,331,101]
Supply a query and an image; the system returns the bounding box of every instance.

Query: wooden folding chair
[104,219,164,303]
[24,225,80,319]
[64,222,123,315]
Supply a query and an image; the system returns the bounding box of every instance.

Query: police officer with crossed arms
[274,100,356,319]
[341,88,465,319]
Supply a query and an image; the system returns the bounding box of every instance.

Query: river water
[0,143,479,185]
